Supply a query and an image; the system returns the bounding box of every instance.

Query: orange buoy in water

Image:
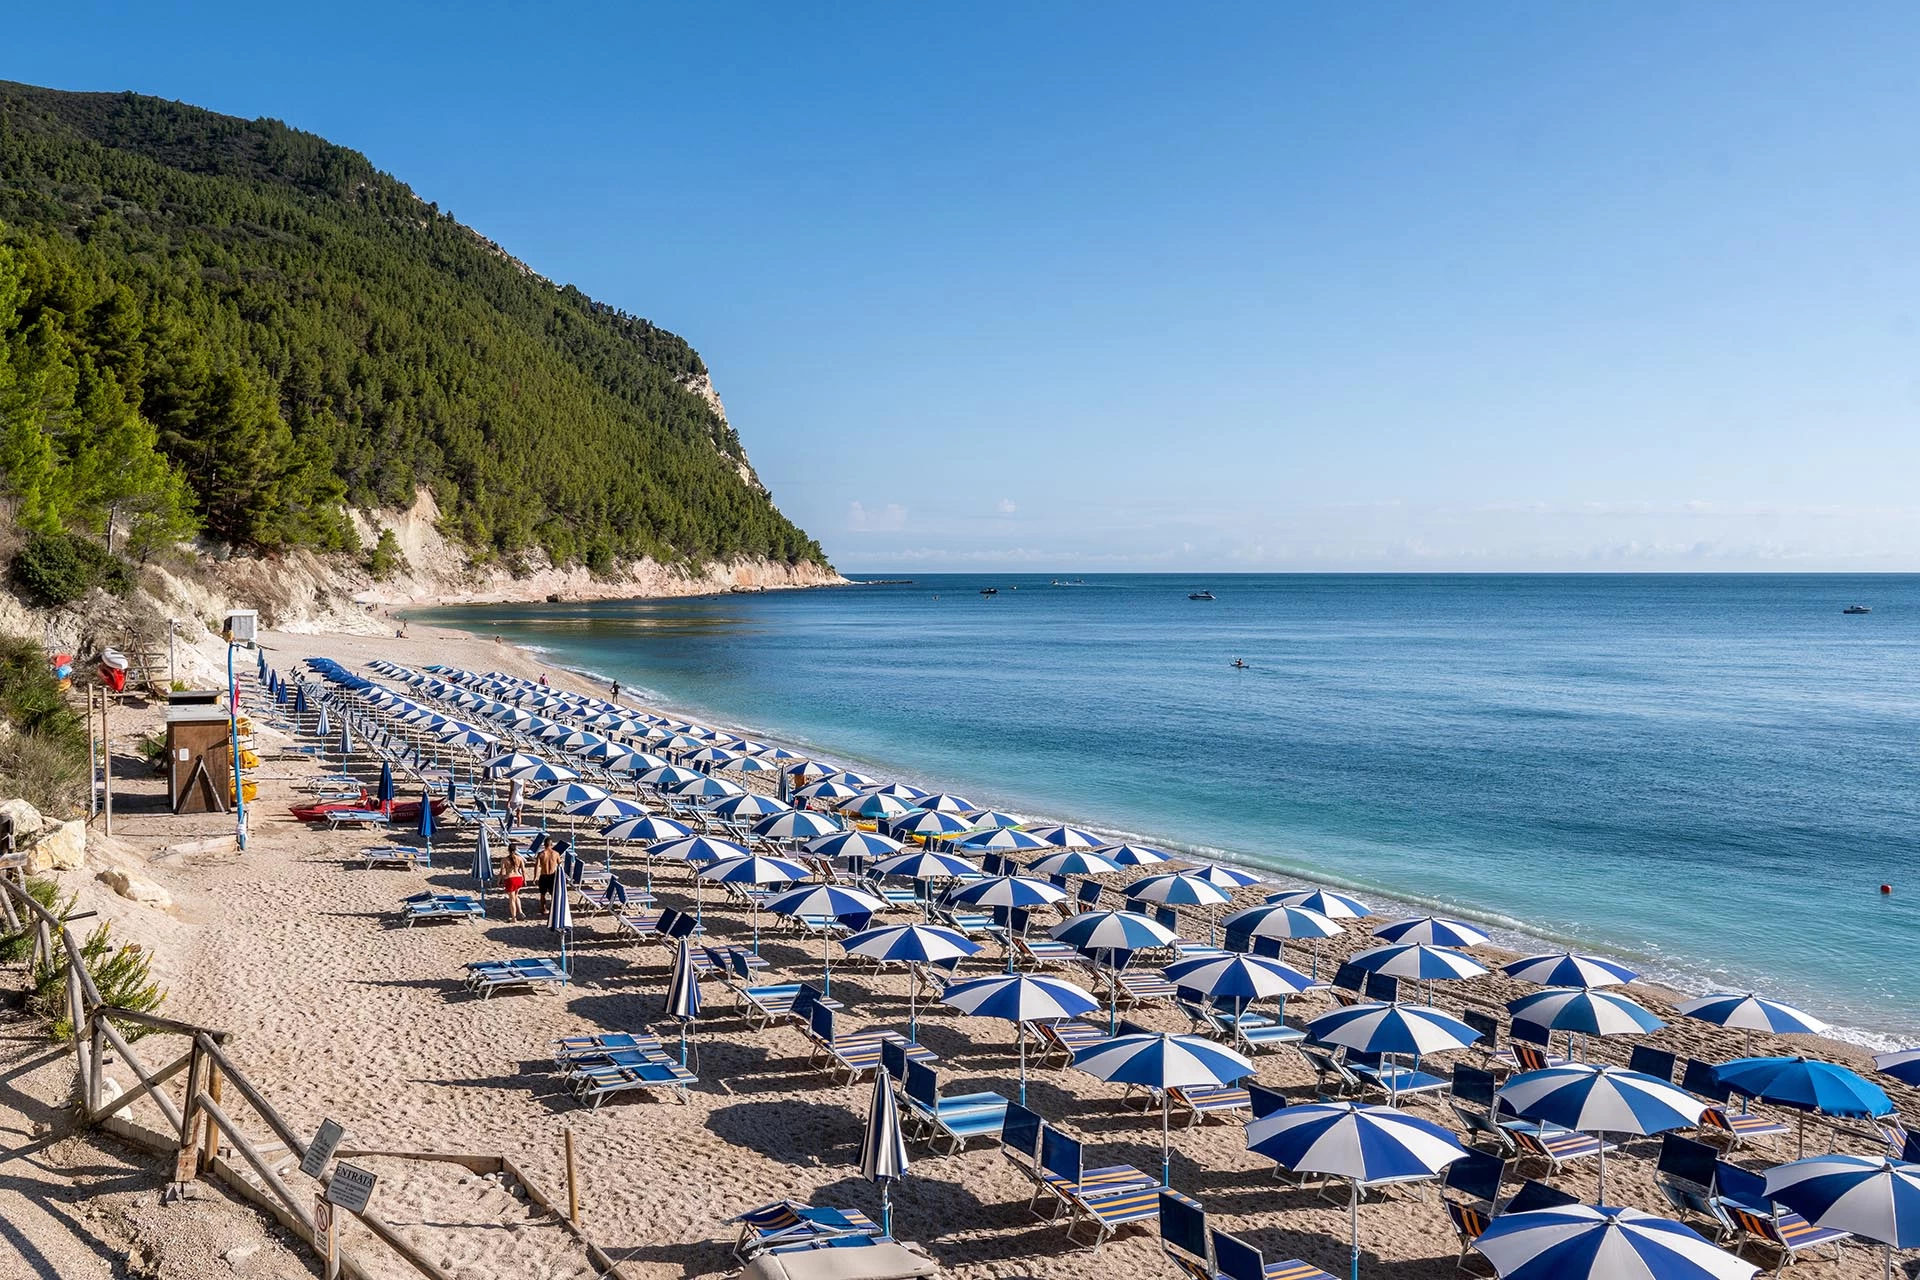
[1882,884,1893,895]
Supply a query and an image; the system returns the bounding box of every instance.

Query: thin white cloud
[845,500,908,532]
[994,498,1017,515]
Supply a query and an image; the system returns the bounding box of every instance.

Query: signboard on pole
[301,1119,346,1179]
[325,1162,378,1216]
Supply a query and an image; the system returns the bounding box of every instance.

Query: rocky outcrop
[25,818,85,873]
[97,867,172,909]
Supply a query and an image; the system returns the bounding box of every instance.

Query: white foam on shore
[514,643,1909,1053]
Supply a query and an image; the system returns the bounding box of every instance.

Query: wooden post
[87,1012,105,1117]
[199,1062,223,1173]
[564,1127,579,1226]
[87,686,99,820]
[317,1196,338,1280]
[101,688,112,837]
[66,960,89,1100]
[177,1041,205,1174]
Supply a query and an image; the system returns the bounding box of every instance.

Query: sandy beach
[16,614,1913,1280]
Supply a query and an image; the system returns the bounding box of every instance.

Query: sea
[415,574,1920,1047]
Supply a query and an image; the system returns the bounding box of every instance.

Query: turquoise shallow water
[416,574,1920,1045]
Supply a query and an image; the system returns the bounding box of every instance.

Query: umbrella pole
[1018,1029,1027,1108]
[882,1181,892,1238]
[1596,1133,1606,1203]
[1109,957,1119,1036]
[1162,1093,1172,1188]
[824,934,833,997]
[909,966,918,1042]
[1349,1181,1361,1280]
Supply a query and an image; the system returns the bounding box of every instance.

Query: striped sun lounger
[1036,1126,1160,1250]
[400,892,483,925]
[566,1050,696,1109]
[463,957,568,998]
[363,844,429,870]
[732,1201,884,1261]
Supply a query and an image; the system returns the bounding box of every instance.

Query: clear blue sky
[11,3,1919,571]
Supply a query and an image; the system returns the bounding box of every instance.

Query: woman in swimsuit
[502,844,528,921]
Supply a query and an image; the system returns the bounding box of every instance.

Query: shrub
[32,922,166,1042]
[8,532,132,606]
[0,636,90,813]
[365,528,408,580]
[0,878,73,964]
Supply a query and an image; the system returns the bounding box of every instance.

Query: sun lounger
[1036,1126,1160,1249]
[400,891,483,925]
[1112,969,1178,1007]
[463,957,568,998]
[804,1004,930,1083]
[1681,1059,1789,1149]
[330,809,392,830]
[1001,1102,1047,1203]
[1032,1018,1108,1066]
[551,1031,668,1071]
[732,1201,884,1261]
[1179,997,1305,1053]
[1169,1084,1252,1126]
[566,1050,695,1108]
[1713,1161,1848,1271]
[1346,1050,1448,1102]
[1014,935,1084,971]
[1505,1122,1616,1180]
[1654,1134,1730,1238]
[1214,1228,1340,1280]
[364,844,430,870]
[1158,1190,1219,1280]
[903,1060,1008,1154]
[742,1239,938,1280]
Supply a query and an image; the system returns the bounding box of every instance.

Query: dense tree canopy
[0,81,826,569]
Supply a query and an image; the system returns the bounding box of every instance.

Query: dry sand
[15,616,1914,1280]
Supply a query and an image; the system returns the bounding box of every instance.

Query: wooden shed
[167,705,233,814]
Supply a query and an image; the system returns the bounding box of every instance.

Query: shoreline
[402,613,1907,1056]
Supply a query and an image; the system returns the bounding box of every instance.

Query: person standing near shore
[611,679,621,701]
[534,839,562,914]
[508,776,526,827]
[501,844,528,921]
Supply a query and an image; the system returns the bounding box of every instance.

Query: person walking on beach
[508,776,526,827]
[611,679,621,701]
[538,673,548,688]
[501,843,528,921]
[534,838,563,915]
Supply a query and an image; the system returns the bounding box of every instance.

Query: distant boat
[1231,659,1249,670]
[1843,604,1871,614]
[1189,590,1215,601]
[980,587,998,596]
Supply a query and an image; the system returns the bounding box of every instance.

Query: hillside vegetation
[0,81,825,572]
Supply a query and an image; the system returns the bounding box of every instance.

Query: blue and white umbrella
[765,883,886,993]
[507,761,581,784]
[639,764,705,789]
[708,793,790,819]
[862,781,925,799]
[1186,862,1262,889]
[1166,952,1316,1004]
[1874,1049,1920,1088]
[531,781,612,808]
[667,775,747,799]
[1348,943,1488,1003]
[1765,1154,1920,1280]
[1498,1064,1706,1200]
[1714,1056,1893,1154]
[839,791,916,819]
[602,815,692,843]
[859,1066,909,1235]
[1053,909,1179,1031]
[1676,993,1830,1056]
[699,853,810,949]
[1220,902,1343,976]
[1374,915,1489,948]
[1247,1101,1469,1280]
[605,750,671,774]
[564,796,645,822]
[752,809,843,842]
[1027,849,1122,878]
[941,973,1098,1104]
[484,751,547,775]
[1098,842,1172,866]
[914,792,977,814]
[1267,888,1373,919]
[666,935,701,1064]
[961,809,1023,829]
[842,923,981,1037]
[647,835,750,864]
[1307,1001,1482,1063]
[1508,988,1664,1046]
[1024,823,1105,848]
[314,704,331,738]
[1504,952,1640,990]
[948,874,1066,910]
[956,826,1050,853]
[338,718,354,759]
[1472,1203,1757,1280]
[1127,871,1233,907]
[872,849,980,880]
[888,809,973,840]
[1075,1032,1255,1185]
[795,779,864,804]
[807,830,907,872]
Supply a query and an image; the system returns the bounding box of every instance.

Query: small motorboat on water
[1231,659,1249,670]
[1189,590,1215,601]
[979,587,998,596]
[1843,604,1871,614]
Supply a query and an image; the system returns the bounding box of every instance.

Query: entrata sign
[325,1162,378,1216]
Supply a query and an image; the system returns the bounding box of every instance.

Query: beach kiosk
[167,693,233,814]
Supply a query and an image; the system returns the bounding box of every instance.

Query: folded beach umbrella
[1024,823,1105,849]
[807,829,906,868]
[859,1068,909,1235]
[1676,993,1831,1057]
[377,760,396,806]
[752,809,842,842]
[1267,887,1373,918]
[1096,842,1172,866]
[667,775,747,799]
[1027,848,1121,878]
[1765,1154,1920,1280]
[471,823,493,900]
[708,793,790,819]
[1472,1204,1758,1280]
[1503,952,1639,990]
[338,718,354,760]
[913,792,977,814]
[666,935,700,1064]
[416,789,436,851]
[314,704,331,738]
[1714,1056,1893,1154]
[871,848,979,881]
[1127,871,1233,908]
[957,826,1050,854]
[1498,1064,1706,1201]
[941,972,1098,1104]
[765,883,886,993]
[887,809,973,840]
[1874,1049,1920,1087]
[531,781,611,807]
[548,868,574,971]
[1508,988,1664,1040]
[1374,915,1490,948]
[1246,1101,1468,1280]
[1076,1032,1255,1186]
[842,923,980,1038]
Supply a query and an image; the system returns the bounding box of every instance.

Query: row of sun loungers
[548,1030,696,1108]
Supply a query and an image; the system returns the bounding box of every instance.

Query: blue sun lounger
[566,1050,696,1108]
[364,844,429,870]
[463,957,568,998]
[1036,1126,1161,1250]
[732,1201,884,1261]
[551,1031,668,1072]
[903,1060,1008,1154]
[400,892,483,925]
